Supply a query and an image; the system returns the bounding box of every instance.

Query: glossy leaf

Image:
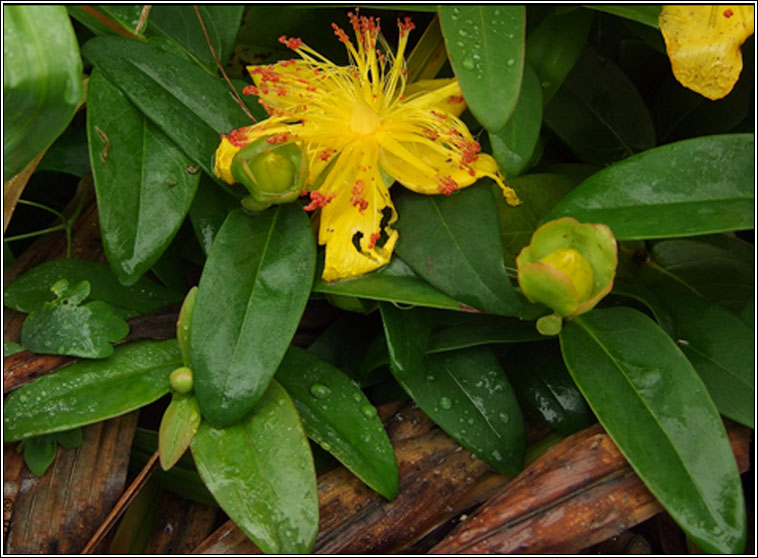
[439,5,525,132]
[499,341,590,436]
[394,182,522,316]
[159,395,202,470]
[176,286,197,367]
[308,313,383,380]
[489,63,542,177]
[381,303,525,473]
[23,435,58,476]
[87,70,200,285]
[21,279,129,359]
[560,307,746,554]
[189,174,239,255]
[313,256,463,311]
[525,7,594,105]
[492,174,579,266]
[147,6,244,70]
[4,340,181,441]
[3,258,183,319]
[543,47,656,164]
[276,346,398,499]
[3,5,83,180]
[191,380,318,554]
[66,6,143,37]
[585,5,661,28]
[545,134,754,238]
[82,36,254,178]
[191,206,316,427]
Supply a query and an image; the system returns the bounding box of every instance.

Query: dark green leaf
[37,116,90,177]
[584,5,661,28]
[159,394,202,470]
[308,313,382,380]
[150,239,186,292]
[4,341,25,357]
[525,7,594,105]
[545,134,754,238]
[4,258,183,319]
[191,380,318,554]
[189,174,239,255]
[439,5,525,132]
[381,303,525,473]
[191,206,316,427]
[21,279,129,359]
[276,346,398,499]
[4,340,181,441]
[147,6,244,70]
[543,47,656,164]
[499,341,590,436]
[55,427,83,449]
[88,70,200,285]
[66,6,140,37]
[395,182,522,316]
[560,307,746,553]
[494,174,579,266]
[23,435,57,476]
[3,5,83,180]
[489,63,542,177]
[313,256,464,311]
[82,36,253,178]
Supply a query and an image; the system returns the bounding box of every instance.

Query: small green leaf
[3,5,83,180]
[489,63,542,177]
[191,380,318,554]
[381,303,525,473]
[87,69,200,285]
[525,7,594,105]
[23,434,58,476]
[560,307,746,553]
[191,206,316,427]
[159,394,201,470]
[4,340,181,441]
[544,134,754,238]
[176,287,197,367]
[439,5,525,132]
[4,258,183,319]
[543,47,656,164]
[55,426,83,449]
[21,279,129,359]
[395,182,522,316]
[276,346,398,499]
[584,5,661,28]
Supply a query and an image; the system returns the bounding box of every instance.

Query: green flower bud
[517,217,617,320]
[231,136,307,208]
[170,366,194,394]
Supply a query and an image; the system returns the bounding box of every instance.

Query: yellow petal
[214,136,241,184]
[659,5,754,100]
[403,78,467,117]
[316,141,399,282]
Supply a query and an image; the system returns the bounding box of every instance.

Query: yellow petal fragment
[404,78,467,116]
[214,137,241,184]
[659,5,754,100]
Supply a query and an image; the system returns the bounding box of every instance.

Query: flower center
[350,99,382,135]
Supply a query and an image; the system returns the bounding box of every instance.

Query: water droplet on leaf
[361,405,377,418]
[310,384,331,399]
[440,397,452,410]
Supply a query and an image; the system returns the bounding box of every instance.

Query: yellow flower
[659,5,754,100]
[214,12,519,282]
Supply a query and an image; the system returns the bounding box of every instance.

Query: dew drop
[458,28,469,37]
[321,442,331,451]
[361,405,377,419]
[361,433,372,443]
[541,81,552,89]
[507,33,515,39]
[310,384,331,399]
[456,40,465,48]
[507,58,515,67]
[467,418,474,425]
[491,449,503,462]
[18,394,28,403]
[472,53,481,61]
[440,397,453,410]
[499,411,510,424]
[494,9,501,16]
[352,393,362,403]
[426,374,436,382]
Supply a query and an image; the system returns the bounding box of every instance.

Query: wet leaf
[159,394,202,470]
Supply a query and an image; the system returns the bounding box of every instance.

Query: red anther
[278,59,296,67]
[351,179,365,195]
[448,95,465,103]
[278,35,303,50]
[332,23,351,43]
[250,66,280,83]
[424,129,440,141]
[318,148,336,161]
[368,232,381,249]
[242,85,259,96]
[398,16,415,36]
[303,191,336,211]
[438,176,458,195]
[276,87,288,96]
[266,132,291,144]
[724,8,734,17]
[461,140,481,165]
[431,110,448,120]
[351,196,369,212]
[227,128,249,147]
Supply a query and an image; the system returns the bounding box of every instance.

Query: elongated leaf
[87,69,200,285]
[191,380,318,554]
[3,258,183,319]
[276,346,398,499]
[176,287,197,367]
[439,5,525,132]
[545,134,754,238]
[191,207,316,427]
[381,303,525,473]
[525,7,594,105]
[66,6,143,37]
[585,5,661,28]
[159,395,201,470]
[189,174,239,255]
[313,255,463,311]
[82,36,257,178]
[147,6,244,70]
[560,307,746,553]
[4,340,181,441]
[308,313,382,380]
[395,182,521,316]
[543,47,656,164]
[489,63,542,177]
[3,5,83,180]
